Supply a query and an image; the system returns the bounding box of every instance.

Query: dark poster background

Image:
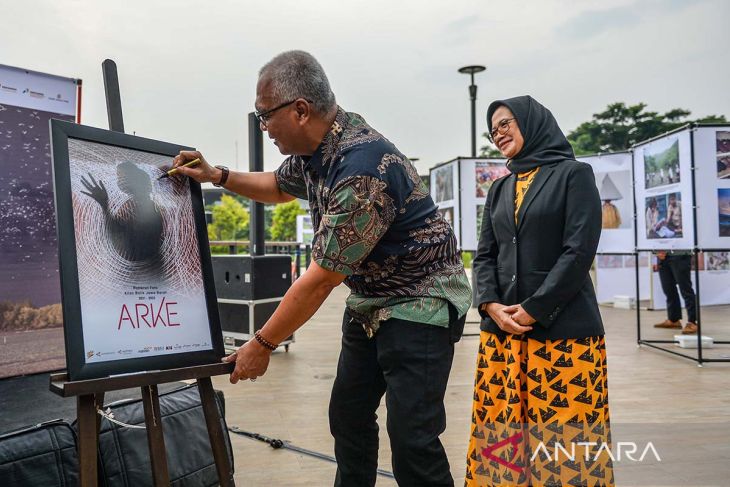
[0,104,74,378]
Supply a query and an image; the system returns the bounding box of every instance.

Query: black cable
[228,426,395,479]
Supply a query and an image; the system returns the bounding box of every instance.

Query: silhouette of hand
[80,173,109,210]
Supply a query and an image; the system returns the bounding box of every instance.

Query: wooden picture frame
[50,119,224,380]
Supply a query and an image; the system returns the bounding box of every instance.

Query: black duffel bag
[0,419,79,486]
[92,383,233,487]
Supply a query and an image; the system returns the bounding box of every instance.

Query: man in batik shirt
[173,50,471,486]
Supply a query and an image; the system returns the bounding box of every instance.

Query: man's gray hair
[259,50,336,115]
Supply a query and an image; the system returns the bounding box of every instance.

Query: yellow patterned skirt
[465,332,614,487]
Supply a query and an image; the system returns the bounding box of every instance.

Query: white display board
[459,158,510,251]
[693,126,730,249]
[650,251,730,308]
[579,152,635,253]
[635,129,695,250]
[0,63,78,117]
[594,253,652,304]
[430,160,460,242]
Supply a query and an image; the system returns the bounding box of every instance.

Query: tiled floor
[215,285,730,486]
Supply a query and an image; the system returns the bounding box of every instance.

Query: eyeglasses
[254,98,312,127]
[488,117,516,143]
[254,99,297,127]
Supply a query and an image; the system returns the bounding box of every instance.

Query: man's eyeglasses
[487,117,516,143]
[254,98,312,127]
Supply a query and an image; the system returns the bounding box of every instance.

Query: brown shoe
[682,322,698,334]
[654,319,682,329]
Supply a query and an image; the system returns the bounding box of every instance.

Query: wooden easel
[50,362,236,486]
[48,59,235,486]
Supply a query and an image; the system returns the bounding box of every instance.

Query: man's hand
[171,150,221,184]
[222,339,271,384]
[502,304,537,327]
[79,173,109,210]
[484,302,533,335]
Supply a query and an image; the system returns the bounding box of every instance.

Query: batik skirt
[465,332,614,487]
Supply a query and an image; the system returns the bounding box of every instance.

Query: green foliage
[479,139,503,158]
[566,102,727,155]
[270,200,306,241]
[207,194,250,241]
[461,251,473,269]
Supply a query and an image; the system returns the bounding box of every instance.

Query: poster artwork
[68,138,212,363]
[475,162,509,198]
[645,192,683,239]
[644,137,680,190]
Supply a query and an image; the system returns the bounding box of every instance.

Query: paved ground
[0,327,65,378]
[211,285,730,486]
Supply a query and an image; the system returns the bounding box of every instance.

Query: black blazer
[474,160,604,341]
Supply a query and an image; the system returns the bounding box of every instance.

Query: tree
[479,139,503,158]
[566,102,727,156]
[270,199,306,241]
[207,194,249,241]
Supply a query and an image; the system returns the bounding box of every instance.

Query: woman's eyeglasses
[488,118,516,143]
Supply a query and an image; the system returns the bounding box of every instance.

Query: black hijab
[486,95,575,174]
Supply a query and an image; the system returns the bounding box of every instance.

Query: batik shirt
[274,107,471,336]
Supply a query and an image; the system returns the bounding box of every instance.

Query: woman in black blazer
[465,96,613,487]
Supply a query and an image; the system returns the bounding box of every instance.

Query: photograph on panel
[645,191,683,239]
[643,136,680,189]
[474,161,509,198]
[717,130,730,179]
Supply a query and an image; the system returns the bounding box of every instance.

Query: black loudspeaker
[212,255,292,300]
[218,301,280,334]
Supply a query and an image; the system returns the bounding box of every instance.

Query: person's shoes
[682,322,698,335]
[654,319,681,329]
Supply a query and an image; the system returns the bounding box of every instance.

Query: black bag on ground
[93,383,233,487]
[0,419,79,486]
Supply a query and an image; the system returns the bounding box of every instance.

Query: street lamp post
[458,65,486,157]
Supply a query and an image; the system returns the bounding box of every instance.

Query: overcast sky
[2,0,728,174]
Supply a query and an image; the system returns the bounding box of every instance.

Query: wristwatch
[213,165,229,187]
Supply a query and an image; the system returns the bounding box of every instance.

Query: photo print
[476,204,484,235]
[719,188,730,237]
[706,251,730,271]
[475,162,509,198]
[717,131,730,179]
[595,171,631,229]
[438,207,454,229]
[596,255,623,268]
[645,192,683,239]
[644,137,680,189]
[433,165,454,203]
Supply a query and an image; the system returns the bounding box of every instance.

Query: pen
[158,158,201,179]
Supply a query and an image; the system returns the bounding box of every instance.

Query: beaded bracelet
[254,330,277,351]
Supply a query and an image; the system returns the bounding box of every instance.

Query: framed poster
[50,120,223,380]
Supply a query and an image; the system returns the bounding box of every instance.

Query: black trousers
[658,254,697,323]
[329,311,456,487]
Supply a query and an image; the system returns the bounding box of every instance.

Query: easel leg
[198,377,235,486]
[141,384,170,486]
[77,394,98,487]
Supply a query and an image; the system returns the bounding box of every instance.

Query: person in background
[653,250,698,334]
[466,95,613,486]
